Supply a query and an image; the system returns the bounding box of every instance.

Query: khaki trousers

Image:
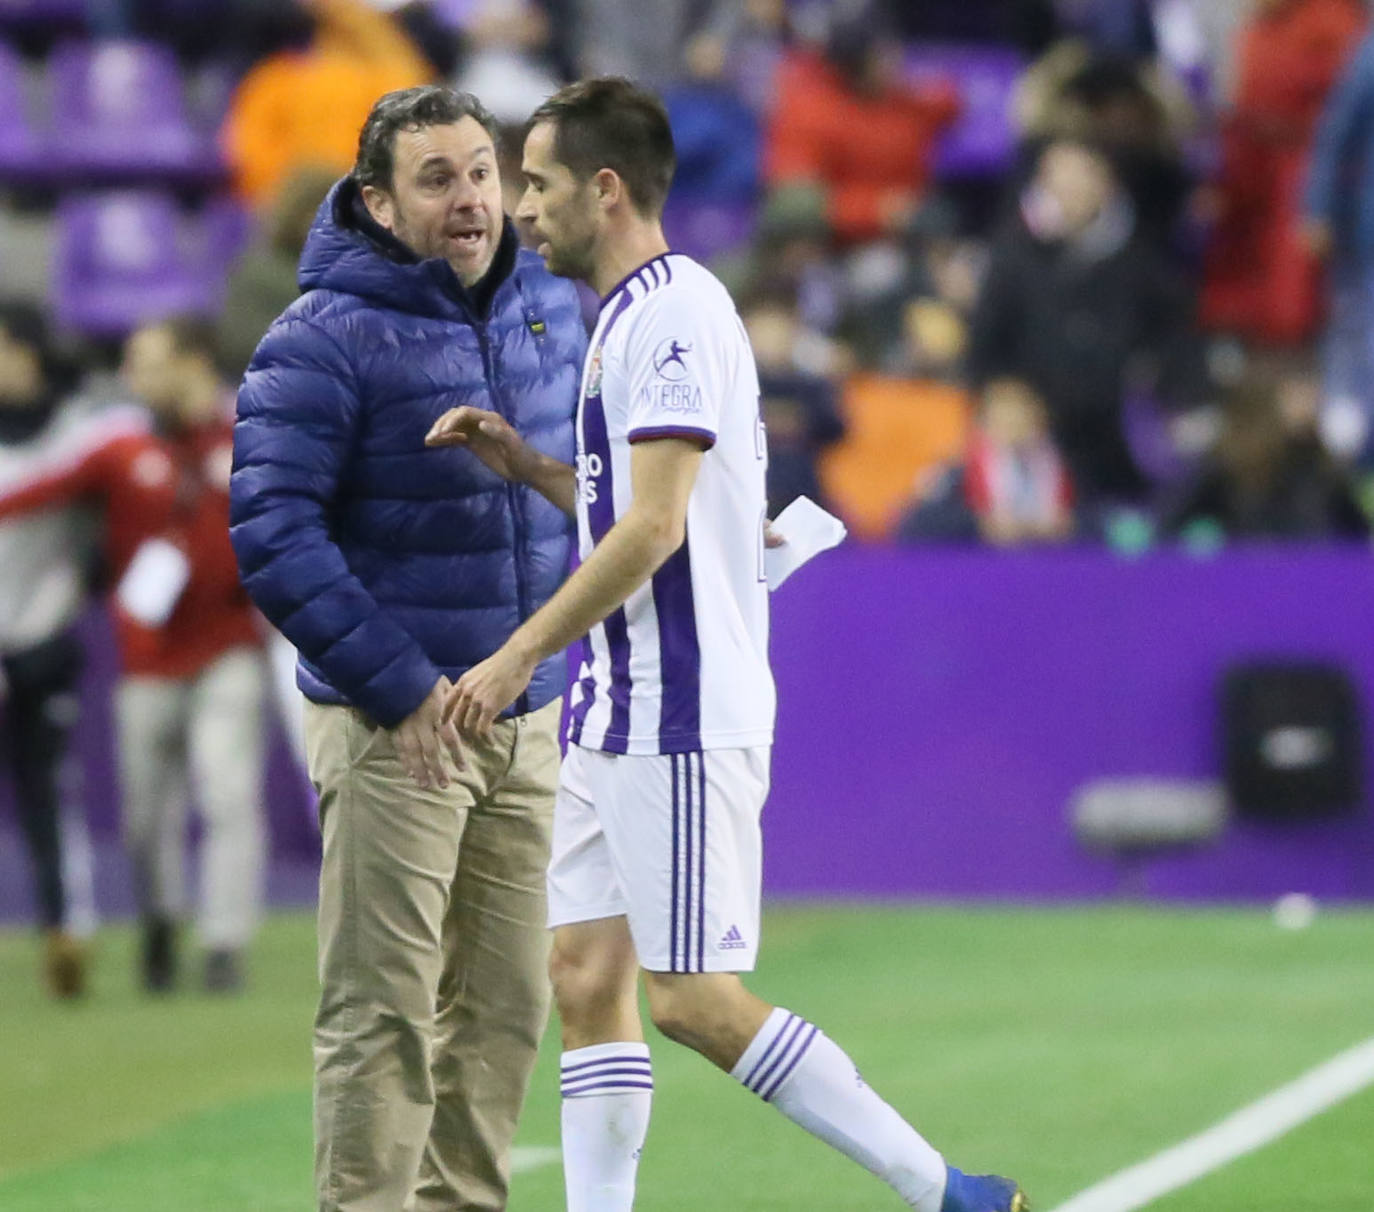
[304,696,561,1212]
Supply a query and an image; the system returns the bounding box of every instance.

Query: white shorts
[547,744,770,973]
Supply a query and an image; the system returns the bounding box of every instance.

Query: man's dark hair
[354,86,500,192]
[529,78,676,218]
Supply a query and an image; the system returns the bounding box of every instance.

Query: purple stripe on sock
[743,1013,799,1089]
[748,1015,808,1096]
[561,1079,656,1098]
[559,1065,653,1085]
[560,1056,652,1076]
[760,1024,819,1102]
[560,1067,653,1083]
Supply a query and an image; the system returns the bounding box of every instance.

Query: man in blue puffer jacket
[229,87,585,1212]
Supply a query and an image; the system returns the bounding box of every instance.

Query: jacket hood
[297,176,519,317]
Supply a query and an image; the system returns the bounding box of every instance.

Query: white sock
[560,1042,653,1212]
[732,1008,947,1212]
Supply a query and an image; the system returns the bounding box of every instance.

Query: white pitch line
[511,1145,562,1174]
[1048,1035,1374,1212]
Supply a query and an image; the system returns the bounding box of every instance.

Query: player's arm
[427,405,577,516]
[0,427,136,519]
[443,435,703,736]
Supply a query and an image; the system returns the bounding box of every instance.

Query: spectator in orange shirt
[0,318,267,995]
[764,12,960,246]
[221,0,436,208]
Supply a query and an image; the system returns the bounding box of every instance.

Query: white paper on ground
[765,495,847,591]
[116,537,191,627]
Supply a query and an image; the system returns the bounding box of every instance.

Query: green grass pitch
[1,903,1371,1211]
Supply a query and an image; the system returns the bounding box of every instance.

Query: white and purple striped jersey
[567,252,776,756]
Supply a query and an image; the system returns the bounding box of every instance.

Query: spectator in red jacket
[764,13,960,246]
[1201,0,1368,345]
[0,317,267,995]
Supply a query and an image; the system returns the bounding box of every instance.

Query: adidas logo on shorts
[719,924,748,951]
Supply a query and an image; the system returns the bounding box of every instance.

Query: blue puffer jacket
[230,179,585,727]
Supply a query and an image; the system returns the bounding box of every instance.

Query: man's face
[122,325,183,418]
[1036,143,1113,235]
[516,121,601,283]
[364,117,504,287]
[982,379,1048,449]
[0,324,43,410]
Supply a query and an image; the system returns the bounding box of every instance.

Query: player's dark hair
[354,85,500,192]
[529,77,676,219]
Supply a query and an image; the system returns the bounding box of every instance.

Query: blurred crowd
[5,0,1374,990]
[1,0,1372,551]
[2,0,1374,547]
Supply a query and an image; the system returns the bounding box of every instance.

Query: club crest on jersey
[586,346,604,397]
[651,337,692,381]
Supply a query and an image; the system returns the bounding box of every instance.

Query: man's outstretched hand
[426,406,534,483]
[442,644,538,740]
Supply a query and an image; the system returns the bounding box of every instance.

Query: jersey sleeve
[623,285,733,450]
[0,416,148,519]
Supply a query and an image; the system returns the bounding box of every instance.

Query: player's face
[364,117,503,287]
[517,120,600,282]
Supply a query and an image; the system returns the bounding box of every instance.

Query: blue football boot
[939,1166,1029,1212]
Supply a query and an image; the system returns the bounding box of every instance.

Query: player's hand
[763,520,786,549]
[391,676,466,789]
[443,644,538,740]
[426,406,534,482]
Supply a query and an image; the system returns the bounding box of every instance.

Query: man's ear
[361,184,396,232]
[594,168,623,213]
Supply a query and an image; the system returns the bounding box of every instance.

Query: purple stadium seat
[54,191,218,338]
[48,39,222,183]
[194,195,253,278]
[905,43,1026,179]
[661,199,757,265]
[0,39,43,182]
